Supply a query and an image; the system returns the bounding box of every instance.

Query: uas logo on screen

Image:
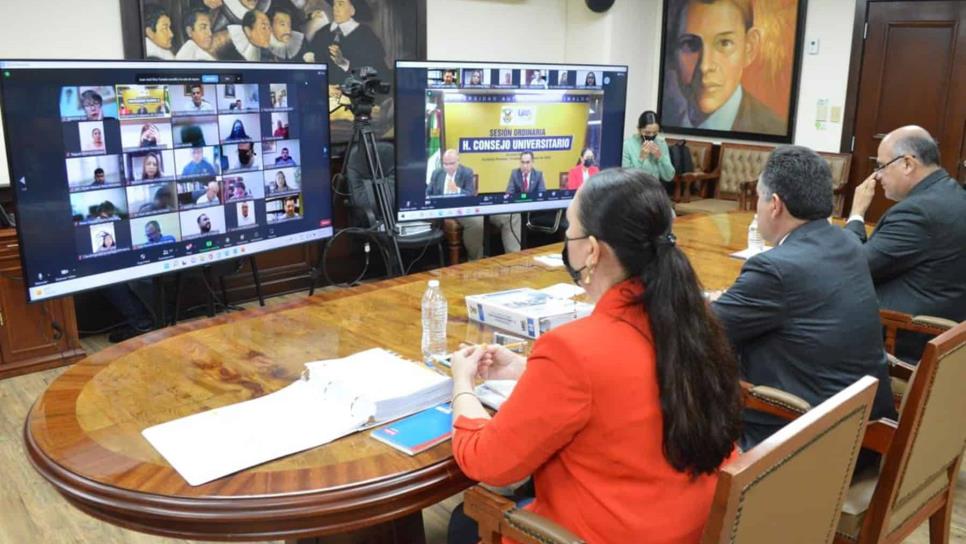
[500,107,536,127]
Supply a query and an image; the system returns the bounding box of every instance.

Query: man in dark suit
[845,125,966,360]
[505,151,546,196]
[712,145,895,451]
[427,149,476,197]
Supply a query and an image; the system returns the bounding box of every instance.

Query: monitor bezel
[0,58,332,303]
[392,59,628,222]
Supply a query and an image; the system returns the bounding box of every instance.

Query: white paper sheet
[142,379,371,486]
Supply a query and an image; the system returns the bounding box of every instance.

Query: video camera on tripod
[339,66,391,118]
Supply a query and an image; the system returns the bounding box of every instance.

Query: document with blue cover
[370,403,453,455]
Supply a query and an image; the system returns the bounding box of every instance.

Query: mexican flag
[425,107,442,186]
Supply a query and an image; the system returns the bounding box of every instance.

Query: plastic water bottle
[421,279,448,363]
[747,214,764,252]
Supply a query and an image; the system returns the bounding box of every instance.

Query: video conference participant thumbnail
[219,113,261,143]
[179,206,227,238]
[66,155,124,190]
[265,167,300,195]
[221,142,262,172]
[126,182,178,217]
[117,84,171,118]
[176,180,224,208]
[120,120,173,151]
[266,194,301,223]
[269,111,291,139]
[216,83,260,112]
[85,222,122,255]
[268,83,289,109]
[125,150,176,182]
[224,172,265,202]
[173,116,220,148]
[169,83,218,115]
[263,140,300,166]
[232,200,258,229]
[174,146,220,178]
[70,187,129,224]
[60,86,119,121]
[130,213,181,248]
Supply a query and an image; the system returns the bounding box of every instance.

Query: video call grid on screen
[0,60,333,303]
[394,61,628,222]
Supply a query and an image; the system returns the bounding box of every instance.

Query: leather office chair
[878,309,956,410]
[666,138,714,203]
[675,143,772,215]
[463,378,879,544]
[735,151,853,215]
[742,320,966,544]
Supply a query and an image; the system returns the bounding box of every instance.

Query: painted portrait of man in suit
[659,0,804,140]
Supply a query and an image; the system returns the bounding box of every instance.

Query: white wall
[794,0,856,151]
[0,0,124,186]
[427,0,568,62]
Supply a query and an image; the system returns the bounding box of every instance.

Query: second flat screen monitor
[394,61,629,222]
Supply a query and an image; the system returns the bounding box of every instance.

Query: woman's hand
[479,344,526,381]
[649,141,662,160]
[450,344,486,386]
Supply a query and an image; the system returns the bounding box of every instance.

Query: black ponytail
[578,169,741,476]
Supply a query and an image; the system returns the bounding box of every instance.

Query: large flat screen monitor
[394,61,628,222]
[0,60,333,303]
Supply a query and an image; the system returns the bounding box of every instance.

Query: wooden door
[848,1,966,221]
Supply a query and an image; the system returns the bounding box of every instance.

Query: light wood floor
[1,292,962,543]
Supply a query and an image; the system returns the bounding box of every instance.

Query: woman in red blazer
[449,169,742,544]
[565,148,599,190]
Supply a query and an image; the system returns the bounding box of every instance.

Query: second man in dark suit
[505,151,546,196]
[711,145,895,451]
[845,125,966,361]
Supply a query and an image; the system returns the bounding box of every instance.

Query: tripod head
[339,66,391,119]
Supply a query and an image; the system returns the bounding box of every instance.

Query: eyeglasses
[564,234,590,244]
[875,154,914,172]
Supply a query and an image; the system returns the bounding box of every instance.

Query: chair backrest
[345,140,396,229]
[667,138,714,174]
[715,143,774,198]
[702,376,878,544]
[861,320,966,538]
[818,152,852,191]
[819,152,852,217]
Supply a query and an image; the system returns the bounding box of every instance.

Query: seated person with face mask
[446,169,742,543]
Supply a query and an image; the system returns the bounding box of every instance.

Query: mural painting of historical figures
[129,0,424,143]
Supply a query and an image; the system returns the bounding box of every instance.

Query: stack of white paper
[143,348,452,486]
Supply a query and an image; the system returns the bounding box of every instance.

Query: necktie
[523,173,529,192]
[333,26,343,43]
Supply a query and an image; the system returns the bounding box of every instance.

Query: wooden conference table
[24,212,752,543]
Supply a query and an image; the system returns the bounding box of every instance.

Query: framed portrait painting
[120,0,427,145]
[657,0,808,143]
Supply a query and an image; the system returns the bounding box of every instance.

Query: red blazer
[566,164,599,190]
[453,280,726,544]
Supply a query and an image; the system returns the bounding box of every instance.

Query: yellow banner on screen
[442,100,591,192]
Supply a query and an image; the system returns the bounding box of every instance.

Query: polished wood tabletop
[24,211,755,542]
